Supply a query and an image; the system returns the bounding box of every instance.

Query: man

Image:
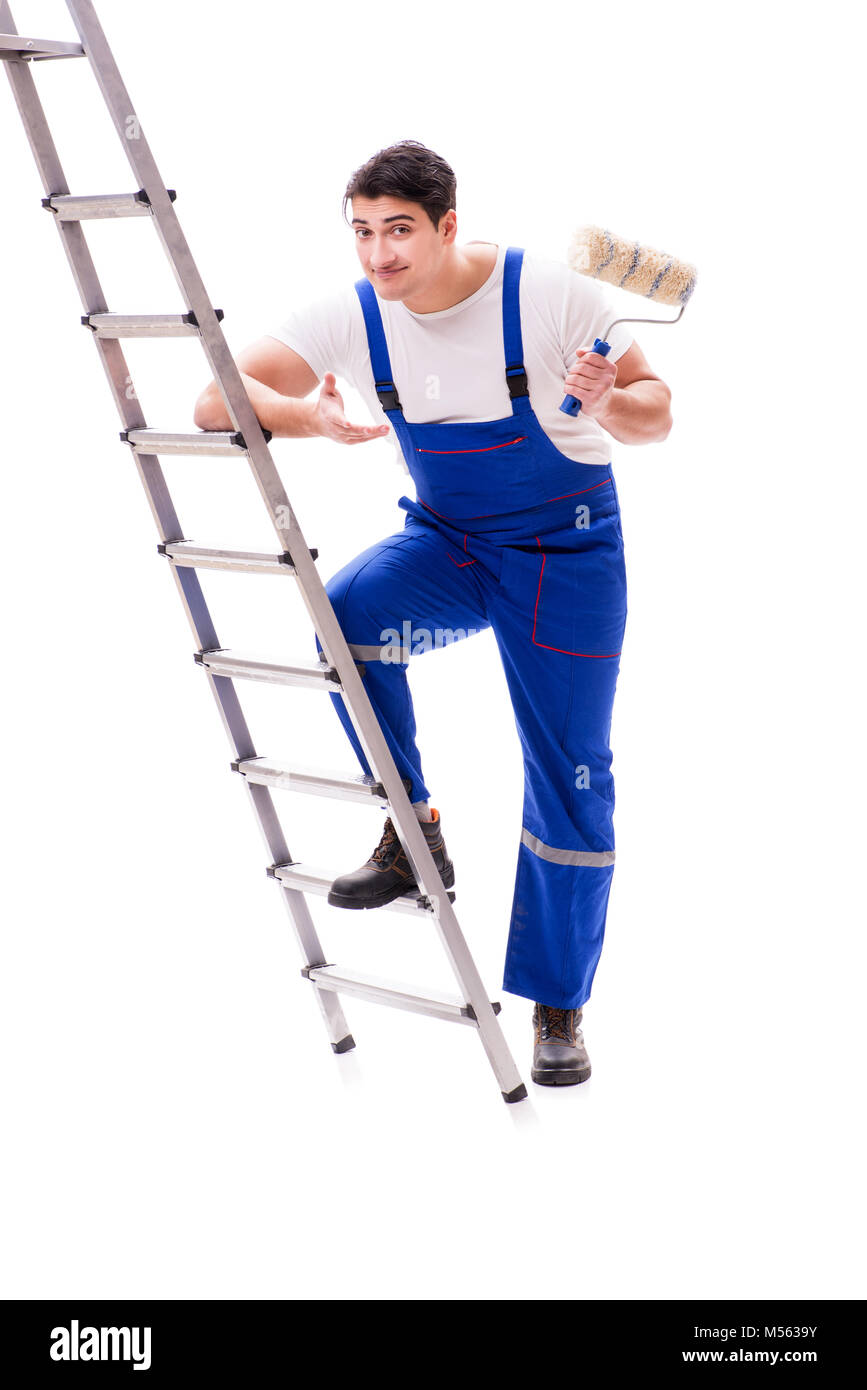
[194,140,672,1087]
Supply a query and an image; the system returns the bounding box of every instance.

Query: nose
[368,237,402,270]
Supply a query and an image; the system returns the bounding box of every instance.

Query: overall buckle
[505,364,529,399]
[375,379,403,412]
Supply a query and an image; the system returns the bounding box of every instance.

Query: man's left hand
[562,346,617,419]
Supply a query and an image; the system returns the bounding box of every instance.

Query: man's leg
[488,511,627,1011]
[314,519,492,805]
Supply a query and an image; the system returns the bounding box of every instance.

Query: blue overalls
[314,247,628,1010]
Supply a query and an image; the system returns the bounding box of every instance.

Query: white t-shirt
[267,243,634,471]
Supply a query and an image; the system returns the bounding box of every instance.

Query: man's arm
[193,337,319,435]
[193,337,390,444]
[563,339,673,445]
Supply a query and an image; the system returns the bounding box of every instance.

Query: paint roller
[559,226,697,415]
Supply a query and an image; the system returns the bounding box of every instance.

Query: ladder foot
[332,1034,356,1055]
[502,1083,529,1104]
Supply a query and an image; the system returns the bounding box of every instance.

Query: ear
[440,209,458,243]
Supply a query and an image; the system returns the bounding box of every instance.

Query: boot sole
[531,1065,591,1087]
[327,865,456,911]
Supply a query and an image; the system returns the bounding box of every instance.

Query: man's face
[350,195,453,302]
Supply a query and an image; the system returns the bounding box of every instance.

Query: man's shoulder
[517,248,587,321]
[296,280,363,317]
[520,245,612,313]
[269,280,361,338]
[520,247,575,289]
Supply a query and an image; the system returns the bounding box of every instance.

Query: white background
[1,0,864,1301]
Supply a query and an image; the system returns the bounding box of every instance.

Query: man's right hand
[311,372,391,444]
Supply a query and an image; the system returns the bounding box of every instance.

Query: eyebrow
[351,214,416,226]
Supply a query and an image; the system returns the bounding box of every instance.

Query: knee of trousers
[317,575,411,667]
[521,748,616,854]
[314,635,409,679]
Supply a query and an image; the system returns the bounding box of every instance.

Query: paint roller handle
[559,338,612,416]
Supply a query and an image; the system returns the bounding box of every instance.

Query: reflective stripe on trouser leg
[520,830,615,867]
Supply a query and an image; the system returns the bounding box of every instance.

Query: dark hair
[342,140,457,231]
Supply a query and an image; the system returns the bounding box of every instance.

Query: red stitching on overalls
[415,436,526,455]
[531,536,621,659]
[418,475,612,523]
[447,533,476,567]
[539,477,613,505]
[419,497,451,519]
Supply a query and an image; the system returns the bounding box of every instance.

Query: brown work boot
[327,807,455,910]
[531,1003,591,1086]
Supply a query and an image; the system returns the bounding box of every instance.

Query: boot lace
[537,1005,574,1043]
[371,818,400,865]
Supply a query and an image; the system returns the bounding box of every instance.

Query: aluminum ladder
[0,0,527,1103]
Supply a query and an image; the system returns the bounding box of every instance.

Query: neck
[402,243,495,313]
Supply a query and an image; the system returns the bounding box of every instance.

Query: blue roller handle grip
[559,337,611,415]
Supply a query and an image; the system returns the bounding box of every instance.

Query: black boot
[327,807,455,910]
[531,1003,591,1086]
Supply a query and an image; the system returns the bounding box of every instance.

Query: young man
[194,140,672,1087]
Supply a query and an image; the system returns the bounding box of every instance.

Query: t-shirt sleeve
[560,266,634,368]
[265,286,356,383]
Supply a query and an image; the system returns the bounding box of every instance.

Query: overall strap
[502,246,531,414]
[354,276,404,415]
[355,249,531,419]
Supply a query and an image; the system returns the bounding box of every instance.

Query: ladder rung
[234,757,390,803]
[301,964,500,1026]
[159,542,301,575]
[83,310,222,338]
[270,862,455,916]
[42,190,176,221]
[196,649,341,690]
[120,428,270,455]
[0,34,85,61]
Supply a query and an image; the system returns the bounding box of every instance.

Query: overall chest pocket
[501,516,628,659]
[412,433,544,519]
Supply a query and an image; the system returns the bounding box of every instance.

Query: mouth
[375,267,406,279]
